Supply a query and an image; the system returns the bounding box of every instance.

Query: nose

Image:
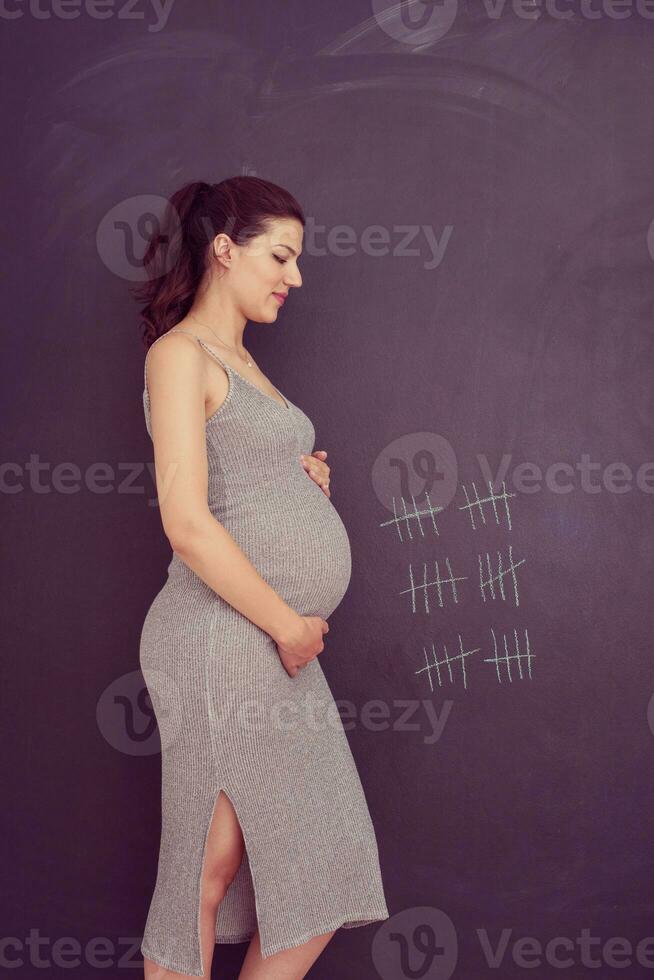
[284,266,302,289]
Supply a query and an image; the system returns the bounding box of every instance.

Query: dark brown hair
[133,176,305,348]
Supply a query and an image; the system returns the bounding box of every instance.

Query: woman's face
[220,216,304,323]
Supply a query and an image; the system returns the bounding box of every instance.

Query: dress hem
[142,907,390,974]
[141,943,205,977]
[258,907,390,959]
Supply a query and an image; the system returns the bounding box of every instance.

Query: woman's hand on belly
[274,614,330,678]
[300,450,330,497]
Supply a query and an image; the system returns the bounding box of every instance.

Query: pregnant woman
[136,176,389,979]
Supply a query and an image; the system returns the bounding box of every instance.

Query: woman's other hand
[300,450,331,497]
[274,614,330,678]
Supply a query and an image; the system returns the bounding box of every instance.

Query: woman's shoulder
[145,328,204,366]
[144,328,207,394]
[147,326,202,353]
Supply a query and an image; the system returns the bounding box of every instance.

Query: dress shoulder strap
[192,336,233,374]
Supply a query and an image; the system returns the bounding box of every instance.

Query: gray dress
[139,329,389,976]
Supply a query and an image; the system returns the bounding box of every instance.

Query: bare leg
[144,790,245,979]
[237,927,336,980]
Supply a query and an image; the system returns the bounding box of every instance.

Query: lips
[272,292,287,304]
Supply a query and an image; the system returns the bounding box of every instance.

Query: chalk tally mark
[400,557,467,613]
[378,489,443,542]
[458,480,515,531]
[414,634,481,692]
[484,627,534,683]
[478,543,526,606]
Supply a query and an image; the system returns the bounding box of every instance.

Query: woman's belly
[213,471,353,620]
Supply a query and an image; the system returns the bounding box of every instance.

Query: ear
[212,233,234,268]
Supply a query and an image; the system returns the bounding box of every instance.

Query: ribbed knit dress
[139,329,389,976]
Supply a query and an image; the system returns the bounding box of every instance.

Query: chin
[247,307,277,324]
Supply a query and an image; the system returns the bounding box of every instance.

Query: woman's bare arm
[145,332,301,644]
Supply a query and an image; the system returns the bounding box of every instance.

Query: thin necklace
[188,312,254,368]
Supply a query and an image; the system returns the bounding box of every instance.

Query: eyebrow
[275,243,301,257]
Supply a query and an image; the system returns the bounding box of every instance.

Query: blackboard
[4,4,654,978]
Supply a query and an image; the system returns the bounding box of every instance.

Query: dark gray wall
[4,3,654,978]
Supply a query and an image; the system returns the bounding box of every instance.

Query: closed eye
[274,255,287,264]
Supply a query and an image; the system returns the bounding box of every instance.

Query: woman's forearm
[168,513,301,643]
